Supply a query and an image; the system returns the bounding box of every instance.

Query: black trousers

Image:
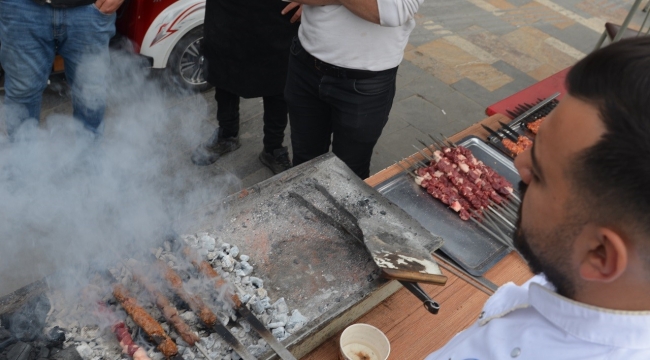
[284,37,397,179]
[215,88,288,153]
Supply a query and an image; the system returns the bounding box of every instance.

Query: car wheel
[167,26,212,93]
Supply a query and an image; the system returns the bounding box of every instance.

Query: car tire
[167,26,212,93]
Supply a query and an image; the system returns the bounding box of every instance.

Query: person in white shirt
[426,37,650,360]
[282,0,423,179]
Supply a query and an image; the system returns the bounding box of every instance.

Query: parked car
[115,0,210,92]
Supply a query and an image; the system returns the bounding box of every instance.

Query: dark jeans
[215,88,288,153]
[284,37,397,179]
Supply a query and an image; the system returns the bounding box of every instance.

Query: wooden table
[303,114,533,359]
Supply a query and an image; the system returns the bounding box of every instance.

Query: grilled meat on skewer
[156,261,219,327]
[526,117,545,134]
[502,136,532,156]
[112,322,152,360]
[112,284,178,358]
[131,271,200,346]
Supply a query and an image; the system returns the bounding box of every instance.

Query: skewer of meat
[155,260,258,360]
[502,136,532,155]
[95,302,152,360]
[526,116,545,134]
[113,322,152,360]
[181,248,298,360]
[155,261,219,327]
[112,284,179,359]
[130,270,200,346]
[182,247,239,306]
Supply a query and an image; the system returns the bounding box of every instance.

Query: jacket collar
[529,282,650,349]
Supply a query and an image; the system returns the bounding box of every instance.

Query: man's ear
[578,227,628,282]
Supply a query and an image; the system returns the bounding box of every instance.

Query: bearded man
[425,37,650,359]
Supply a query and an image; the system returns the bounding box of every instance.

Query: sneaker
[191,128,241,166]
[259,147,292,174]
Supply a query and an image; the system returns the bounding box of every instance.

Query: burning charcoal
[238,320,250,333]
[240,277,251,286]
[271,327,286,340]
[215,251,227,261]
[247,344,266,357]
[179,311,198,326]
[271,313,288,325]
[228,246,239,258]
[155,247,163,259]
[217,312,230,326]
[164,240,173,252]
[207,252,217,261]
[50,347,83,360]
[259,297,271,310]
[183,234,199,247]
[249,277,263,289]
[272,298,289,314]
[220,243,231,252]
[46,326,65,348]
[182,346,196,359]
[267,322,285,329]
[37,346,49,358]
[239,262,253,277]
[221,255,234,271]
[255,288,267,299]
[239,255,250,262]
[285,310,307,333]
[75,343,93,358]
[6,342,32,360]
[251,300,265,315]
[200,234,216,252]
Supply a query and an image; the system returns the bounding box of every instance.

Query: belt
[294,42,394,80]
[32,0,95,8]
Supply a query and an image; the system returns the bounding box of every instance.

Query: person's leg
[285,37,333,168]
[0,0,55,138]
[258,94,291,174]
[190,88,241,165]
[326,68,398,179]
[261,94,288,153]
[214,88,240,137]
[57,4,116,134]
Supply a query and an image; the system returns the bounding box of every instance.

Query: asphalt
[0,0,645,296]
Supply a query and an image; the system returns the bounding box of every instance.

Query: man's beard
[513,181,579,298]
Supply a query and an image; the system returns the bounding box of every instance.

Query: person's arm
[291,0,421,26]
[95,0,124,14]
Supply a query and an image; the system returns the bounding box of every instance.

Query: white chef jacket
[425,275,650,360]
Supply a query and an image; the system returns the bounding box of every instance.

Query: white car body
[140,0,206,69]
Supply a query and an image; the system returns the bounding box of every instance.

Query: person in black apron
[191,0,300,174]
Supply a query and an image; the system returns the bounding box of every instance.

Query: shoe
[191,128,241,166]
[259,147,292,174]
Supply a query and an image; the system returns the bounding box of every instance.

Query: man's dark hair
[566,37,650,248]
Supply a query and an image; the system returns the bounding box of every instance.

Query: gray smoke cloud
[0,51,238,297]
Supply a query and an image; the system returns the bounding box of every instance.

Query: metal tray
[375,136,521,276]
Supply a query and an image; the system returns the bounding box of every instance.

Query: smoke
[0,51,239,298]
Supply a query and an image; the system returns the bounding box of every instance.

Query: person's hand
[281,2,303,23]
[94,0,124,14]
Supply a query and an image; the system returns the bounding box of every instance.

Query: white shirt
[298,0,423,71]
[425,275,650,360]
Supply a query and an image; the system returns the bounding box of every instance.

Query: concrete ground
[0,0,646,296]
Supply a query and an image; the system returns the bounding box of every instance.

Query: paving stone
[534,22,602,54]
[390,95,449,135]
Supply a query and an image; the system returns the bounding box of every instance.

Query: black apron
[203,0,299,98]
